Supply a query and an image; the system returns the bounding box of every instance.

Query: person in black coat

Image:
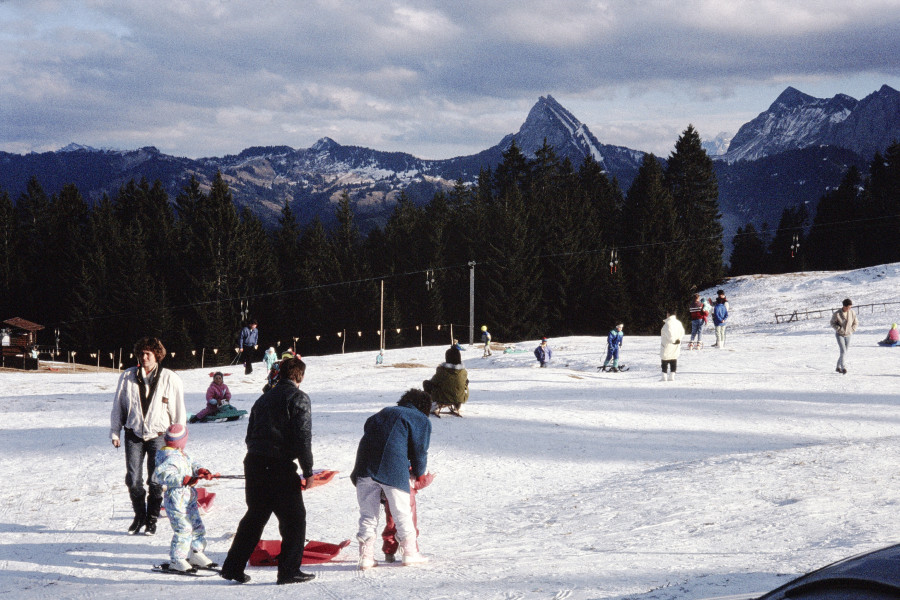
[220,357,315,585]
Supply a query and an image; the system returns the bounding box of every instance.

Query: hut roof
[2,317,45,332]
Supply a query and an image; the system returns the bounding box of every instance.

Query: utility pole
[468,261,476,346]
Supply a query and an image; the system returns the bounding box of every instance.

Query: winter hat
[266,347,275,354]
[481,325,488,332]
[445,346,462,365]
[165,423,188,449]
[892,323,897,329]
[541,337,548,343]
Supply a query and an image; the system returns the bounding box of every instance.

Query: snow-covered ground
[2,264,900,600]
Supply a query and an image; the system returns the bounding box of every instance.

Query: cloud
[1,0,899,158]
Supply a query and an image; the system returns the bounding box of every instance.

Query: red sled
[160,487,215,516]
[306,469,338,490]
[249,539,351,566]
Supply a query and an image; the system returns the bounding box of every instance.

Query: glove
[182,475,199,487]
[413,472,434,490]
[197,468,214,480]
[673,340,680,344]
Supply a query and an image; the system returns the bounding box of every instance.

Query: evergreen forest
[1,128,898,368]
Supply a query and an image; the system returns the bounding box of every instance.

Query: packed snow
[2,264,900,599]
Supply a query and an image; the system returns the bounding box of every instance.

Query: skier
[830,298,858,374]
[235,319,259,375]
[109,337,185,536]
[190,372,232,423]
[351,389,432,569]
[423,345,469,416]
[534,337,552,367]
[481,325,492,357]
[602,324,624,371]
[688,293,706,350]
[660,309,685,381]
[152,423,217,573]
[711,290,729,348]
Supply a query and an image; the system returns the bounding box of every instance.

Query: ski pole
[216,474,246,479]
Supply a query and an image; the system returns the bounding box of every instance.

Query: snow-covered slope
[2,264,900,599]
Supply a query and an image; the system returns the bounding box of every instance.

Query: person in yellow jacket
[423,346,469,416]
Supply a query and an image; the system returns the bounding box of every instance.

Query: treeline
[0,125,725,366]
[730,142,900,275]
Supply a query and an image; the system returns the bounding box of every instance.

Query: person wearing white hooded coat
[660,310,686,381]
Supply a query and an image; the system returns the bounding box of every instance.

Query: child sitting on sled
[190,372,231,423]
[152,424,218,572]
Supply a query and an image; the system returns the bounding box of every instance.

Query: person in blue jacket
[534,337,552,367]
[235,319,259,375]
[711,290,729,348]
[351,389,432,569]
[602,323,624,371]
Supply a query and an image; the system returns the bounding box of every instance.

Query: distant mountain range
[1,87,897,248]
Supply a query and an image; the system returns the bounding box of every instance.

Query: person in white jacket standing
[110,337,185,535]
[660,310,686,381]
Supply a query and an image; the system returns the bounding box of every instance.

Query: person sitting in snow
[534,337,552,367]
[190,372,232,423]
[879,323,900,346]
[602,324,624,371]
[423,346,468,416]
[263,349,299,392]
[152,423,218,573]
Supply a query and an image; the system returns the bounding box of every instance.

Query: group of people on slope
[110,335,468,584]
[688,290,730,350]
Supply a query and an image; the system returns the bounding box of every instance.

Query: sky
[2,1,900,160]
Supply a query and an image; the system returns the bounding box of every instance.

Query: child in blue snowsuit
[152,423,217,572]
[602,324,624,371]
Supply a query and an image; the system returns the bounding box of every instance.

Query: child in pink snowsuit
[191,372,231,422]
[381,471,434,562]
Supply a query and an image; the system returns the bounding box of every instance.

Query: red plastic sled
[249,539,351,566]
[306,469,338,490]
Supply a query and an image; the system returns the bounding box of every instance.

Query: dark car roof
[757,543,900,599]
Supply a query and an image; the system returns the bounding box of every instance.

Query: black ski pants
[221,454,307,580]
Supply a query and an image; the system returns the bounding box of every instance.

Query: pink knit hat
[165,423,188,449]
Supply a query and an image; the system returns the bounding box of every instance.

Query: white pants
[356,477,415,543]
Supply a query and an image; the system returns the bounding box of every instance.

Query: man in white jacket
[110,337,185,535]
[660,310,686,381]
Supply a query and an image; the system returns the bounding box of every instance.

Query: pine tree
[0,189,15,319]
[665,125,724,288]
[623,154,683,331]
[729,223,768,276]
[806,167,860,270]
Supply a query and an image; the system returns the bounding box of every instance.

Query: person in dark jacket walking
[351,389,432,570]
[235,319,259,375]
[534,337,552,367]
[220,357,315,585]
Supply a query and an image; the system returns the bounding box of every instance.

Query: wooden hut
[1,317,43,370]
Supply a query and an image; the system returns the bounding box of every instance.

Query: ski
[598,365,629,372]
[152,563,219,577]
